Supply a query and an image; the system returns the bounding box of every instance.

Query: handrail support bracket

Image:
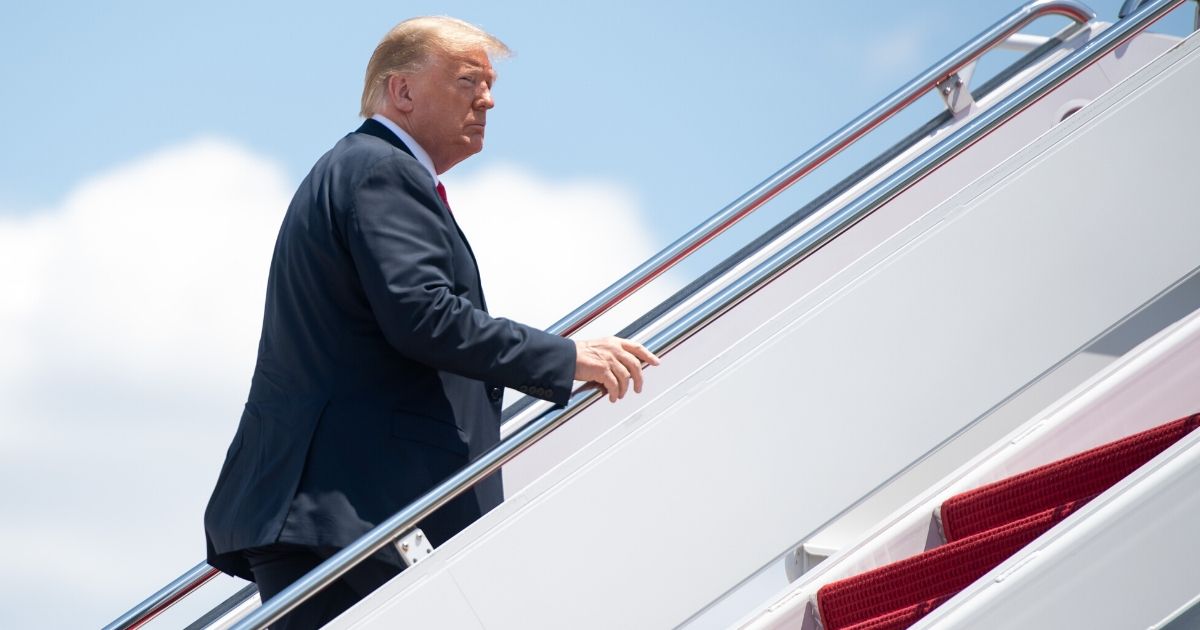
[937,65,978,116]
[395,528,435,566]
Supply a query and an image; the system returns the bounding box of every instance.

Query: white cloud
[0,140,666,627]
[0,139,291,628]
[444,164,673,336]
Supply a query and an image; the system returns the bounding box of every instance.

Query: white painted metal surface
[736,291,1200,629]
[495,39,1189,626]
[328,26,1200,630]
[708,275,1200,630]
[500,26,1180,503]
[918,430,1200,629]
[689,267,1200,628]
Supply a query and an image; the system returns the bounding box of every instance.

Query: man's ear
[386,74,414,113]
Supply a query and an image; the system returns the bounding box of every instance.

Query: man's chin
[463,137,485,155]
[444,143,484,170]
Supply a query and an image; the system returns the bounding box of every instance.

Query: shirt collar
[370,114,438,184]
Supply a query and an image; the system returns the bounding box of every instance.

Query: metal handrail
[185,583,260,630]
[494,0,1095,428]
[1120,0,1149,17]
[102,562,219,630]
[231,0,1191,627]
[104,2,1105,629]
[541,0,1093,338]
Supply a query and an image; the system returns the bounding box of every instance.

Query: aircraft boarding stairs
[107,1,1200,628]
[768,409,1200,629]
[738,300,1200,630]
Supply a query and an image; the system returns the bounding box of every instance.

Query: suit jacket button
[488,386,503,402]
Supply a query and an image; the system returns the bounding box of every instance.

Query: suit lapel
[354,119,489,312]
[447,214,488,312]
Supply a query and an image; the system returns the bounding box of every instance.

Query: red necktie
[436,182,452,214]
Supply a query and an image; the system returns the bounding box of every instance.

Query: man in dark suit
[203,16,658,628]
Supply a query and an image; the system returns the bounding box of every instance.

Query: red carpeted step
[938,413,1200,542]
[841,594,952,630]
[816,498,1090,630]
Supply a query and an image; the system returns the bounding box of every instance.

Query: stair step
[816,497,1089,630]
[814,412,1200,630]
[937,413,1200,542]
[841,594,951,630]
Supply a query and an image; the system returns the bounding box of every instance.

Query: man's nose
[476,84,494,110]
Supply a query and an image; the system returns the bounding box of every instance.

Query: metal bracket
[1118,0,1148,18]
[783,542,838,581]
[936,64,977,116]
[1121,0,1199,31]
[394,528,435,566]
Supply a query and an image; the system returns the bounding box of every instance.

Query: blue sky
[9,1,1175,230]
[1,1,1194,627]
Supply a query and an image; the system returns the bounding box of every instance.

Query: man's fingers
[600,368,619,402]
[621,340,660,366]
[577,337,661,402]
[615,350,644,394]
[610,358,631,399]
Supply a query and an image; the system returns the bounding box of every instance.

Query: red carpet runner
[815,413,1200,630]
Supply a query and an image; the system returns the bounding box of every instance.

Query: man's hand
[574,337,661,403]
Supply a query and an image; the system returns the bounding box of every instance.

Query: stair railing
[103,563,219,630]
[538,0,1093,339]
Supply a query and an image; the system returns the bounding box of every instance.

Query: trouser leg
[245,544,401,629]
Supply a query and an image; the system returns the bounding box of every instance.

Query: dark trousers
[244,544,402,629]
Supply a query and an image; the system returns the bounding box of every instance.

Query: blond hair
[360,16,510,117]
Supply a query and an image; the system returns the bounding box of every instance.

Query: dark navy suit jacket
[203,119,575,579]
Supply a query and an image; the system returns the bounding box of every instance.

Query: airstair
[802,412,1200,630]
[106,1,1200,628]
[738,299,1200,630]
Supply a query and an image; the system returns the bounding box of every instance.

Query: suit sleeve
[344,155,576,406]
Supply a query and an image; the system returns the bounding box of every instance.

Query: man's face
[403,47,496,174]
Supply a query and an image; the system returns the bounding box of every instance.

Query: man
[203,16,659,628]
